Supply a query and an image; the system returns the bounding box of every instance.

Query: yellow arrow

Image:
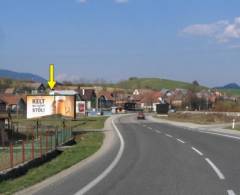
[48,64,56,90]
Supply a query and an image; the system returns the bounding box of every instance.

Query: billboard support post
[39,130,42,158]
[31,132,34,160]
[22,141,25,163]
[9,144,13,168]
[55,128,58,147]
[36,120,39,138]
[46,130,48,154]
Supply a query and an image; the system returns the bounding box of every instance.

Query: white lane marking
[74,119,125,195]
[199,130,240,141]
[165,134,173,138]
[191,147,203,156]
[176,138,185,144]
[155,130,161,134]
[205,158,225,180]
[227,190,236,195]
[147,127,153,130]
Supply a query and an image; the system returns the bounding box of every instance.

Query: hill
[116,77,204,90]
[0,69,46,83]
[216,83,240,89]
[215,83,240,96]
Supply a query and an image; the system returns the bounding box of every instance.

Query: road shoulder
[148,115,240,137]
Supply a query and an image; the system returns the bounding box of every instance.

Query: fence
[0,128,72,171]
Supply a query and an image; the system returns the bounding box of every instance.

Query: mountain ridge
[216,83,240,89]
[0,69,47,83]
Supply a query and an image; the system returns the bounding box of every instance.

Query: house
[133,89,154,96]
[139,91,162,112]
[97,91,114,109]
[22,82,46,94]
[0,100,6,113]
[55,85,80,91]
[49,90,79,96]
[170,89,189,109]
[78,89,96,110]
[0,94,26,113]
[4,88,15,94]
[111,91,130,107]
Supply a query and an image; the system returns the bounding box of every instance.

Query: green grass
[12,116,108,131]
[0,132,104,195]
[155,113,238,124]
[219,88,240,96]
[117,77,206,90]
[225,125,240,131]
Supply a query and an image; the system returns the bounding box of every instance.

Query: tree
[192,80,200,86]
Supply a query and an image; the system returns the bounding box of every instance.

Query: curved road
[32,115,240,195]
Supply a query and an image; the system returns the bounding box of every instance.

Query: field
[12,116,108,132]
[117,77,206,90]
[219,88,240,96]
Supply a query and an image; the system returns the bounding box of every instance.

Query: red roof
[0,94,26,105]
[98,91,114,101]
[140,91,162,103]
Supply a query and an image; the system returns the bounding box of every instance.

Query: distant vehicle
[137,112,145,120]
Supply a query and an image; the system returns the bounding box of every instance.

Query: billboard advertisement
[27,95,75,119]
[76,101,86,114]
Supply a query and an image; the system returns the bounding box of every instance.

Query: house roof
[140,92,162,103]
[79,89,96,101]
[175,88,188,95]
[131,94,143,102]
[49,90,78,95]
[160,89,172,96]
[24,82,44,89]
[0,95,25,105]
[133,89,154,95]
[98,91,114,101]
[4,88,15,94]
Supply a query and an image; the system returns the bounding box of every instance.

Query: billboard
[27,95,75,119]
[76,101,86,114]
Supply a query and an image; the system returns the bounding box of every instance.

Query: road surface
[32,115,240,195]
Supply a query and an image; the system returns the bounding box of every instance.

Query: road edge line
[74,119,125,195]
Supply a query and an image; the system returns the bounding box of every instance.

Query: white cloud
[182,17,240,43]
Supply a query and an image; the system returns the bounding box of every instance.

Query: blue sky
[0,0,240,87]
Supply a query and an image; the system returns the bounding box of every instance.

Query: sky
[0,0,240,87]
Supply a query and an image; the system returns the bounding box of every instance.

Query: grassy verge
[12,116,108,134]
[0,132,104,194]
[155,113,238,125]
[0,116,107,194]
[225,126,240,131]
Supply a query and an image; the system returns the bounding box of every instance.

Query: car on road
[137,112,145,120]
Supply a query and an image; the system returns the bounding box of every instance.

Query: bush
[214,101,240,112]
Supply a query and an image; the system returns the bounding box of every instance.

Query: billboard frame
[27,94,76,119]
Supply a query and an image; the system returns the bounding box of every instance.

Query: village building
[0,94,26,113]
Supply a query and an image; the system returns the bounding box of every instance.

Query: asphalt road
[33,115,240,195]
